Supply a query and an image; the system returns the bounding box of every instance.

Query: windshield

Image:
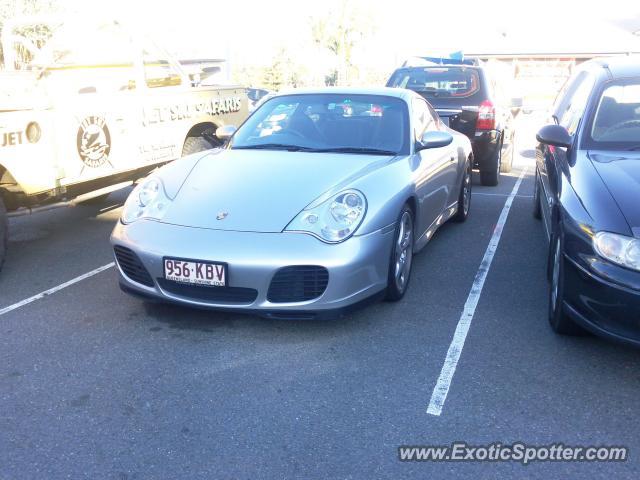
[588,80,640,150]
[387,67,481,98]
[231,93,410,154]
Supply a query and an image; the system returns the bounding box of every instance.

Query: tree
[0,0,60,67]
[310,0,375,86]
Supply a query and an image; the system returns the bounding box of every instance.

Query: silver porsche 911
[111,87,473,319]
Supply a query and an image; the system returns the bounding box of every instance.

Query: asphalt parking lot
[1,113,639,479]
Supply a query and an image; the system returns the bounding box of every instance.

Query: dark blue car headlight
[593,231,640,272]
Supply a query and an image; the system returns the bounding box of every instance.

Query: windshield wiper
[308,147,399,155]
[233,143,314,152]
[627,145,640,151]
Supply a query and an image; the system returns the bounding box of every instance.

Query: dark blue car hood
[589,151,640,237]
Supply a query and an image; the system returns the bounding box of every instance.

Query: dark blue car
[534,56,640,345]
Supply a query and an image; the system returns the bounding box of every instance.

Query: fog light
[26,122,41,144]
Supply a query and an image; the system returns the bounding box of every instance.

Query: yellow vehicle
[0,16,249,271]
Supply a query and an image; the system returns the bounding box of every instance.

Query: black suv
[386,62,516,186]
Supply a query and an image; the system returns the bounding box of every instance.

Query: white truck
[0,16,249,271]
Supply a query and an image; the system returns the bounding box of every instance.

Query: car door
[51,21,142,187]
[538,72,595,235]
[412,98,458,235]
[136,38,193,165]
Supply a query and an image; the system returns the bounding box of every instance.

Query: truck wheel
[0,195,7,273]
[480,146,501,186]
[182,130,220,156]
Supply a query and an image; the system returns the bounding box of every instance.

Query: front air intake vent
[114,246,154,287]
[267,266,329,303]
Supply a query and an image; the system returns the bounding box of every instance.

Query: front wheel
[0,195,7,273]
[182,128,220,156]
[453,160,472,222]
[384,206,414,302]
[548,232,585,335]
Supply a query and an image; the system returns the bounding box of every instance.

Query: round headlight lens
[593,231,640,271]
[286,189,367,243]
[121,177,170,224]
[138,178,161,207]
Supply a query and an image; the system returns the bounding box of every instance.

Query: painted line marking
[427,167,528,416]
[473,192,532,198]
[0,263,115,317]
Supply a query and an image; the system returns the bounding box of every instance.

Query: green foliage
[0,0,59,67]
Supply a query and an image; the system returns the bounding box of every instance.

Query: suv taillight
[476,100,496,130]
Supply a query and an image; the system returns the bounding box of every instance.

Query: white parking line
[0,263,115,317]
[426,167,528,416]
[473,192,533,198]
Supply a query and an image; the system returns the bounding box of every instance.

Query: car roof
[392,65,482,72]
[580,55,640,79]
[273,87,415,102]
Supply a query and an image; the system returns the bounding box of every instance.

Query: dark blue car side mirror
[536,124,572,149]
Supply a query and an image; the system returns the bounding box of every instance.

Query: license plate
[164,258,226,287]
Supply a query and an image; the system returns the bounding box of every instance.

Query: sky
[50,0,640,67]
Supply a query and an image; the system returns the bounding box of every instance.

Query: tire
[182,134,218,156]
[500,132,514,173]
[548,231,585,335]
[453,159,472,223]
[384,205,414,302]
[480,146,500,186]
[0,195,7,273]
[532,169,542,220]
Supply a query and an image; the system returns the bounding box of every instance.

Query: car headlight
[593,231,640,271]
[121,177,171,224]
[285,189,367,243]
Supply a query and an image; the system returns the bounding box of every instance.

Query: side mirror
[216,125,237,141]
[510,97,523,117]
[417,131,454,151]
[536,124,572,149]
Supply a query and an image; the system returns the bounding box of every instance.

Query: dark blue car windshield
[586,79,640,151]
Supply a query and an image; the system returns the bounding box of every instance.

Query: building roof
[465,19,640,58]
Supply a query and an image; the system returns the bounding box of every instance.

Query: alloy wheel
[394,211,413,293]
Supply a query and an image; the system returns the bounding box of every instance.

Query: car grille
[157,279,258,304]
[114,246,154,287]
[267,266,329,303]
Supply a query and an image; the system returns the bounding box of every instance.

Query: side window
[558,74,595,136]
[412,98,436,141]
[142,41,182,88]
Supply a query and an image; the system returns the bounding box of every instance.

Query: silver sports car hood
[161,149,393,232]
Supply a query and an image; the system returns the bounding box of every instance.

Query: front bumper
[563,253,640,346]
[110,220,395,318]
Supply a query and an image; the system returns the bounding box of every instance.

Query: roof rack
[402,55,479,67]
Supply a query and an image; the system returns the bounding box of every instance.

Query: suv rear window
[387,67,481,98]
